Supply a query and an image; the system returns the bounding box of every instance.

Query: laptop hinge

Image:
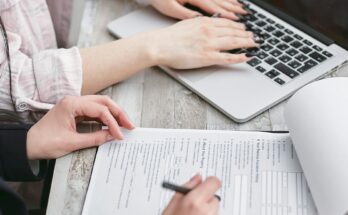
[251,0,334,46]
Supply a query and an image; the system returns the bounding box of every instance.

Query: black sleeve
[0,177,27,215]
[0,124,47,181]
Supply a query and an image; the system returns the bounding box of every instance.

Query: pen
[162,181,221,201]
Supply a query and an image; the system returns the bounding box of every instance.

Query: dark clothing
[0,124,47,215]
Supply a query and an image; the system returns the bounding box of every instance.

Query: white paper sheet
[82,128,316,215]
[285,77,348,215]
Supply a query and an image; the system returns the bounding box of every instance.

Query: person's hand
[140,17,258,69]
[26,95,134,160]
[150,0,247,20]
[163,175,221,215]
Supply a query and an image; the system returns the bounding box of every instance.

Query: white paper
[285,77,348,215]
[82,128,316,215]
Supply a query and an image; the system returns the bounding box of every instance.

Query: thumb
[70,130,114,151]
[170,1,202,19]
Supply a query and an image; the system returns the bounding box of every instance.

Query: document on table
[82,128,317,215]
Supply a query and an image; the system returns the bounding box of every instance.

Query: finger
[190,0,239,20]
[77,101,124,139]
[86,95,135,130]
[215,28,253,38]
[207,197,220,214]
[171,1,202,19]
[186,176,221,203]
[69,130,114,151]
[215,8,239,20]
[211,18,246,30]
[172,174,202,200]
[213,36,258,50]
[216,0,247,14]
[163,174,202,213]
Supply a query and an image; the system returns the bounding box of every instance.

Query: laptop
[107,0,348,122]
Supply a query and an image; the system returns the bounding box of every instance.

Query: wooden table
[46,0,348,214]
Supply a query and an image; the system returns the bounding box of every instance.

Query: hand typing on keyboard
[141,16,259,69]
[150,0,248,20]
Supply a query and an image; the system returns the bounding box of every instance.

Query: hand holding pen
[162,174,221,215]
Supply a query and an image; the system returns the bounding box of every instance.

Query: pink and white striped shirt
[0,0,82,112]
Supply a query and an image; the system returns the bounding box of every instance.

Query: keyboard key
[286,48,299,56]
[309,51,327,62]
[253,28,262,34]
[265,69,280,79]
[299,46,312,54]
[256,66,266,73]
[228,48,243,54]
[269,38,280,45]
[266,18,275,24]
[288,60,301,69]
[275,62,300,78]
[249,8,257,14]
[273,30,284,37]
[261,44,273,51]
[285,29,294,34]
[313,45,323,52]
[244,14,258,21]
[274,77,285,85]
[247,58,262,67]
[281,36,294,43]
[265,57,278,65]
[298,59,318,73]
[279,55,292,63]
[255,21,267,27]
[277,43,289,51]
[305,59,318,67]
[290,41,303,48]
[303,39,313,46]
[275,24,284,29]
[265,25,276,32]
[256,13,266,19]
[257,51,269,59]
[294,34,303,40]
[260,32,271,40]
[295,54,308,62]
[270,49,282,57]
[322,51,333,58]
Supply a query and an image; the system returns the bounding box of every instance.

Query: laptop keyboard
[236,8,333,85]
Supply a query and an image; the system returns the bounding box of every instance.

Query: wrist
[130,31,164,67]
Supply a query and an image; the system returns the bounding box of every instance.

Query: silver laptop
[108,1,348,122]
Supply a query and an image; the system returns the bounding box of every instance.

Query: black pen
[162,181,221,201]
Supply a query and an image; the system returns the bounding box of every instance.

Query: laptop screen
[258,0,348,49]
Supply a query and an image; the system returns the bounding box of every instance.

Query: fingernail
[211,12,221,18]
[253,35,265,44]
[242,5,253,14]
[245,51,259,57]
[243,3,250,8]
[107,135,114,141]
[228,48,243,54]
[236,14,246,22]
[190,173,201,181]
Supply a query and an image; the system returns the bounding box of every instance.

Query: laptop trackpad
[177,64,251,83]
[173,66,220,83]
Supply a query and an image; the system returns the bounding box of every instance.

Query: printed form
[82,128,317,215]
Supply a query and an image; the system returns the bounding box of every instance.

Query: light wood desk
[46,0,348,214]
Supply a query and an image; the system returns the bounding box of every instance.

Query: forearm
[80,35,158,95]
